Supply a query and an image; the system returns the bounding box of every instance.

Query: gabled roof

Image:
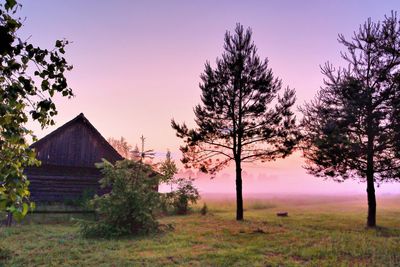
[31,113,123,167]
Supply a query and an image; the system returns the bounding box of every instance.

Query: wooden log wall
[27,166,108,203]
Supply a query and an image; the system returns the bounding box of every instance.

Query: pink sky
[19,1,400,195]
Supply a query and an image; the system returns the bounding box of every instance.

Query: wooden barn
[25,113,123,203]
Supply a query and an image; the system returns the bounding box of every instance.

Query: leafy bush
[79,159,161,238]
[63,189,95,209]
[200,203,208,215]
[167,177,200,215]
[158,193,172,215]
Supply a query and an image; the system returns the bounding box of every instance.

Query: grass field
[0,195,399,266]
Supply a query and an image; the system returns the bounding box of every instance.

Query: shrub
[200,202,208,215]
[169,177,200,215]
[64,189,95,208]
[79,159,161,238]
[158,193,172,215]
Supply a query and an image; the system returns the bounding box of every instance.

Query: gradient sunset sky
[19,0,400,195]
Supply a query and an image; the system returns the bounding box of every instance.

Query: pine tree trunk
[366,167,376,227]
[366,134,376,228]
[366,99,376,228]
[235,159,243,221]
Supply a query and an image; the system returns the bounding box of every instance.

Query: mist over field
[160,152,400,196]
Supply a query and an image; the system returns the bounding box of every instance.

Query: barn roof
[30,113,123,168]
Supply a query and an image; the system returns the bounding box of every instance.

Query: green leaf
[22,203,29,216]
[21,56,29,64]
[41,80,49,90]
[13,211,23,221]
[5,0,17,11]
[0,200,7,210]
[0,0,73,219]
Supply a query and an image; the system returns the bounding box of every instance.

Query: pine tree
[301,13,400,227]
[172,24,298,220]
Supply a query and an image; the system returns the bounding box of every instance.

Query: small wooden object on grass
[277,212,288,217]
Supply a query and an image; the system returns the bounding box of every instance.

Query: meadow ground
[0,194,399,266]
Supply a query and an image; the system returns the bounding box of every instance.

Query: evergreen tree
[301,13,400,227]
[172,24,298,220]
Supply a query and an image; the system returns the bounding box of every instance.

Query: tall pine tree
[301,13,400,227]
[172,24,298,220]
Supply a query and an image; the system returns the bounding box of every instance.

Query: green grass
[0,195,399,266]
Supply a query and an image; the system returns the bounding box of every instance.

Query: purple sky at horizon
[19,0,400,195]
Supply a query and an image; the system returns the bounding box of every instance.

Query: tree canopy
[0,0,73,221]
[108,136,132,159]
